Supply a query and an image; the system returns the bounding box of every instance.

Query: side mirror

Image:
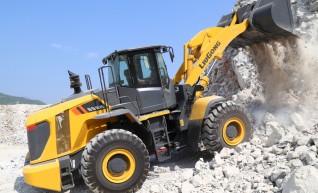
[169,47,174,63]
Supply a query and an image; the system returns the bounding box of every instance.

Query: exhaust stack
[68,71,82,94]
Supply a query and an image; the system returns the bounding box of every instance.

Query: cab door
[130,52,166,114]
[156,52,176,109]
[114,55,138,111]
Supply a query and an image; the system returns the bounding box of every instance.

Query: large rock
[290,113,306,131]
[282,166,318,193]
[191,175,203,188]
[181,169,193,182]
[223,166,240,178]
[265,122,284,147]
[210,154,224,169]
[304,152,317,165]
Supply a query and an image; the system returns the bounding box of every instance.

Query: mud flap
[218,0,295,48]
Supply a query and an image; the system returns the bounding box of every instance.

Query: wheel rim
[222,117,245,146]
[102,149,136,184]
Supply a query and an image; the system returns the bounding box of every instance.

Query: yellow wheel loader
[23,0,294,192]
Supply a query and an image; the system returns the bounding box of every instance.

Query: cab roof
[102,45,169,64]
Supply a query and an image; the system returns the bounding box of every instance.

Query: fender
[187,96,225,151]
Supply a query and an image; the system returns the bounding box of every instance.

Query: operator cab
[101,45,176,115]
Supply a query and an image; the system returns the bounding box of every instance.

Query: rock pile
[201,0,318,192]
[0,104,43,145]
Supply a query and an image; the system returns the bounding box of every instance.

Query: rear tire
[202,101,252,154]
[81,129,149,193]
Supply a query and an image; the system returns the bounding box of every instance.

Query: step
[155,142,168,148]
[151,127,165,133]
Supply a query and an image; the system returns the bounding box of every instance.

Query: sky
[0,0,236,104]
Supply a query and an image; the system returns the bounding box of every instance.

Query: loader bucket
[218,0,295,48]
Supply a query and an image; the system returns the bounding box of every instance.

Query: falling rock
[223,166,240,178]
[181,181,194,193]
[282,166,318,193]
[290,113,306,131]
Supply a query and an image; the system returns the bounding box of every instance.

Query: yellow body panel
[26,94,108,164]
[23,159,61,191]
[139,110,170,122]
[189,95,223,121]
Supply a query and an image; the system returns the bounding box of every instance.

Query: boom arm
[172,13,248,89]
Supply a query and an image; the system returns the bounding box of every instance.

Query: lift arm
[172,13,248,88]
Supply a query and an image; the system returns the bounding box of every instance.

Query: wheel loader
[23,0,294,192]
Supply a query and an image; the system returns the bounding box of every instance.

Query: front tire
[81,129,149,193]
[202,101,252,154]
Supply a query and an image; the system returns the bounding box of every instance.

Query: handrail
[85,75,92,90]
[98,66,140,116]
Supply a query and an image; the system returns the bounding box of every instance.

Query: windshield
[107,52,161,88]
[108,54,130,87]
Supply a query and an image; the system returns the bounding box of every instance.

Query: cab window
[132,53,160,87]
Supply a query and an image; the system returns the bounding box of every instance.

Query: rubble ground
[1,0,318,193]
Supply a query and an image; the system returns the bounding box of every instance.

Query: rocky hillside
[0,92,45,105]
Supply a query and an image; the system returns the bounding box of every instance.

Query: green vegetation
[0,92,45,105]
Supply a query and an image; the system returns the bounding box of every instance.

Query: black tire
[81,129,149,193]
[202,101,253,154]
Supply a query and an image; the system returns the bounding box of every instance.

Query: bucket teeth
[218,0,295,48]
